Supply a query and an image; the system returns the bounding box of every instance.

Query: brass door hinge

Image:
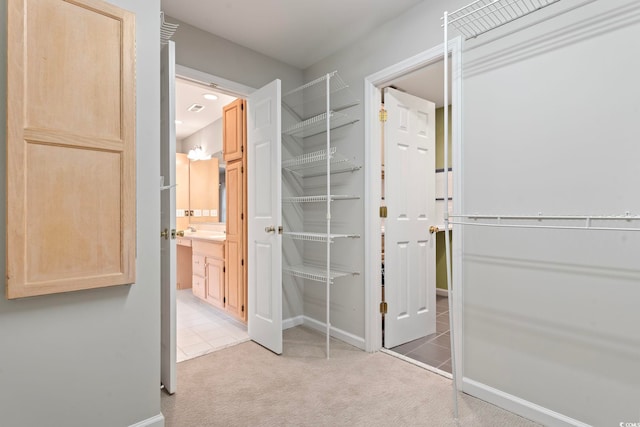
[241,165,244,173]
[241,304,244,312]
[241,213,244,220]
[380,301,388,314]
[223,266,226,273]
[379,108,387,122]
[379,206,387,218]
[241,259,244,266]
[223,297,226,304]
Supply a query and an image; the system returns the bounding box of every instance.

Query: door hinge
[241,165,244,173]
[241,103,244,110]
[223,297,226,304]
[223,266,226,273]
[241,259,244,266]
[241,145,244,153]
[241,213,244,220]
[379,107,387,123]
[242,304,244,312]
[380,301,388,314]
[379,206,388,218]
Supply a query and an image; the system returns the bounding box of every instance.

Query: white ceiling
[169,0,450,140]
[161,0,424,69]
[175,78,236,140]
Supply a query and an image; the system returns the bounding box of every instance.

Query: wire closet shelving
[280,71,361,358]
[441,0,568,420]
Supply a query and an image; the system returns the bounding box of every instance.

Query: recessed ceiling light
[175,120,183,125]
[203,93,218,101]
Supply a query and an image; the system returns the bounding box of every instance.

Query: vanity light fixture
[203,93,218,101]
[187,145,212,161]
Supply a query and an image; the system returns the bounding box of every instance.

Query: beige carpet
[162,326,539,427]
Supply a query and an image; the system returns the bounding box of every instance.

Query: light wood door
[383,88,437,348]
[160,41,177,395]
[189,157,219,222]
[225,161,244,320]
[6,0,136,298]
[223,99,245,162]
[248,80,282,354]
[205,257,225,309]
[176,153,190,231]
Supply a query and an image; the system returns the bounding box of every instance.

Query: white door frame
[160,64,254,377]
[363,37,463,383]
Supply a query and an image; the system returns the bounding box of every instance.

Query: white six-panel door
[160,41,177,393]
[383,87,437,349]
[248,79,283,354]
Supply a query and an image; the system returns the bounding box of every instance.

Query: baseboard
[436,288,449,297]
[302,316,366,350]
[462,378,589,427]
[282,315,304,330]
[129,413,164,427]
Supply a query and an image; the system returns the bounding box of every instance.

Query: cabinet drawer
[177,237,191,247]
[192,254,206,277]
[192,275,206,299]
[192,240,224,259]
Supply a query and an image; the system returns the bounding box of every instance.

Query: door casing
[363,38,463,384]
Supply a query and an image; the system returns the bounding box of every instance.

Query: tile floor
[390,294,452,373]
[176,289,249,363]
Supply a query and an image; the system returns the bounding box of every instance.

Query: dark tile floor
[390,295,452,373]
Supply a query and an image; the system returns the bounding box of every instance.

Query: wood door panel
[205,258,224,309]
[223,99,244,162]
[26,143,121,283]
[26,0,124,140]
[6,0,136,298]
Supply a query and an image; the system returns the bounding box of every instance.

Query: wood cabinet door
[205,257,225,309]
[223,99,245,162]
[225,160,245,320]
[6,0,136,298]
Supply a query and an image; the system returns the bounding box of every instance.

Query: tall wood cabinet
[223,99,247,322]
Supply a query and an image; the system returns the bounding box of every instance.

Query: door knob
[429,225,440,234]
[160,228,169,239]
[176,230,185,237]
[265,225,275,233]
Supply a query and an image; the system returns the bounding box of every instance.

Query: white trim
[282,315,304,330]
[380,348,452,379]
[302,316,366,350]
[129,413,164,427]
[363,38,463,382]
[436,288,449,297]
[463,378,590,427]
[175,64,255,98]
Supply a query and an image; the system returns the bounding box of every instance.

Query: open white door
[383,88,437,349]
[247,79,283,354]
[160,41,177,393]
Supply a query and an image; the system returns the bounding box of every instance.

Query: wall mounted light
[187,145,212,161]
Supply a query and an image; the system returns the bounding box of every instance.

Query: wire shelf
[282,147,361,177]
[282,111,358,138]
[283,232,360,243]
[282,195,360,203]
[160,12,178,45]
[283,264,359,284]
[282,71,359,119]
[447,0,560,39]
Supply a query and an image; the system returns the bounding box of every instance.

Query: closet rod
[451,214,640,220]
[449,221,640,232]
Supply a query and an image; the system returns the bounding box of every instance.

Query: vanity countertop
[182,231,225,242]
